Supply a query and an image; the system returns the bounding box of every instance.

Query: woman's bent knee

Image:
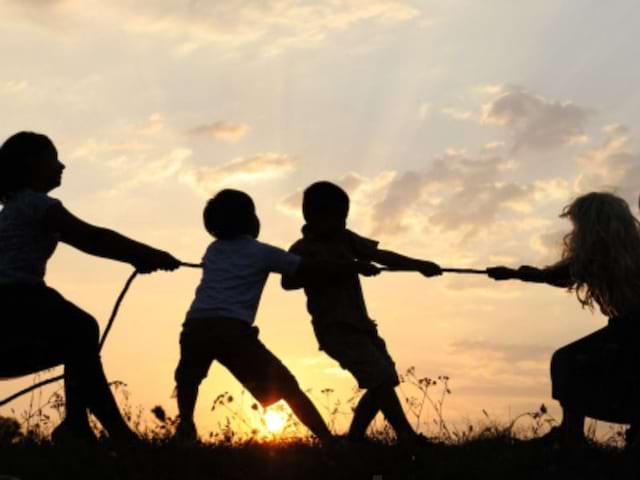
[550,347,570,376]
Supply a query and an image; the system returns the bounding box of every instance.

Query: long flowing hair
[560,192,640,317]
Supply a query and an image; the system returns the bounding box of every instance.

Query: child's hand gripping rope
[0,262,203,407]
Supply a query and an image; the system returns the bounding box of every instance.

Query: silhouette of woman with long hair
[488,192,640,452]
[0,132,181,446]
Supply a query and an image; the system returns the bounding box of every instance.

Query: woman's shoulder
[12,189,60,207]
[5,190,61,217]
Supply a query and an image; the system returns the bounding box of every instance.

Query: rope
[442,268,487,274]
[0,261,484,407]
[379,267,487,274]
[0,262,202,408]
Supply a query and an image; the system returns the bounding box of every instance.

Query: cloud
[441,107,473,121]
[418,102,431,119]
[370,170,425,235]
[530,228,566,264]
[279,171,392,218]
[450,339,553,364]
[0,80,29,95]
[575,124,640,206]
[0,0,79,30]
[69,115,294,196]
[480,85,591,152]
[121,1,420,54]
[186,121,250,142]
[2,1,421,55]
[186,153,296,193]
[371,152,534,239]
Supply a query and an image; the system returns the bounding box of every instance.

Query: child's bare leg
[284,389,332,442]
[176,382,199,426]
[173,381,200,443]
[348,389,379,440]
[373,384,415,440]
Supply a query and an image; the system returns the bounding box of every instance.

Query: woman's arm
[487,262,573,288]
[44,203,181,273]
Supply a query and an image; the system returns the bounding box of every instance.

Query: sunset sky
[1,0,640,435]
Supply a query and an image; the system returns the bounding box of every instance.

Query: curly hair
[0,131,55,203]
[560,192,640,317]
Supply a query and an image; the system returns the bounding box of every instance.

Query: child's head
[560,191,640,316]
[302,181,349,235]
[203,189,260,240]
[0,131,64,203]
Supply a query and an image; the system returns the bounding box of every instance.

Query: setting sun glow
[263,409,287,435]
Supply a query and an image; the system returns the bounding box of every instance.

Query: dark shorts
[175,317,300,407]
[314,323,399,389]
[551,319,640,424]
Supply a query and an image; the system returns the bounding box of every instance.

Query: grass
[0,431,631,480]
[0,368,634,480]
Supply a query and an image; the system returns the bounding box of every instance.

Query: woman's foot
[625,423,639,450]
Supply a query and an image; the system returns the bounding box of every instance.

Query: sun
[264,408,287,434]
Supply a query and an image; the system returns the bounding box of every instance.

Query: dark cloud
[370,170,424,235]
[482,85,591,152]
[371,153,533,239]
[576,125,640,207]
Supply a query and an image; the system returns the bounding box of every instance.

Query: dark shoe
[526,426,562,448]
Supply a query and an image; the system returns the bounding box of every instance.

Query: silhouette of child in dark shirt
[283,181,441,445]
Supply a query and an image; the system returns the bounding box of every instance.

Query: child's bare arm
[370,249,442,277]
[281,258,380,290]
[44,203,181,273]
[282,269,304,290]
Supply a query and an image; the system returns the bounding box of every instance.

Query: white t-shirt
[188,236,301,324]
[0,190,61,285]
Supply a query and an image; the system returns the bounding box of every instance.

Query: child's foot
[173,420,198,447]
[396,433,436,461]
[345,433,377,447]
[108,429,143,452]
[398,432,436,453]
[51,420,98,449]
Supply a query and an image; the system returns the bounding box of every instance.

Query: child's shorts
[175,317,301,407]
[314,323,399,389]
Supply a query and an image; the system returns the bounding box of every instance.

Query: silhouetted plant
[0,416,21,445]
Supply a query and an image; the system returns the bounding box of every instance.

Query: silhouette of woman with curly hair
[488,192,640,452]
